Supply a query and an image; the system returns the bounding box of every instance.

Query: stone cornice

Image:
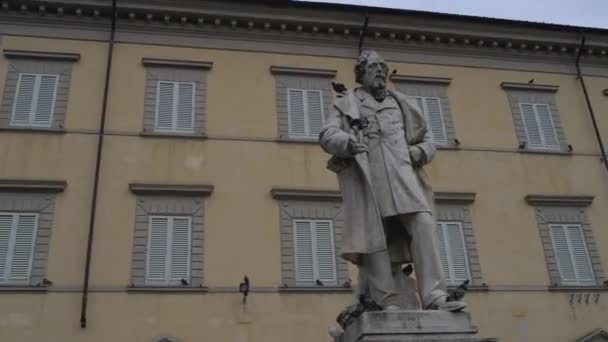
[434,192,476,203]
[129,183,214,196]
[270,188,341,201]
[3,49,81,61]
[391,75,451,85]
[0,179,67,192]
[1,0,607,62]
[270,66,336,77]
[500,82,559,92]
[142,58,213,70]
[525,195,594,207]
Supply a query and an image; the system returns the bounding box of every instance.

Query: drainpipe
[358,14,369,54]
[80,0,117,329]
[575,36,608,176]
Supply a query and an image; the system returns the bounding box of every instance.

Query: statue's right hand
[348,135,368,154]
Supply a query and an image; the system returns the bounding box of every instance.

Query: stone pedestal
[338,311,499,342]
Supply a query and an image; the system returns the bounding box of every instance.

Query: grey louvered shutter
[146,216,169,284]
[566,225,594,284]
[293,220,314,284]
[535,104,559,148]
[176,83,195,132]
[314,220,337,285]
[306,90,324,137]
[550,225,576,283]
[0,214,12,281]
[169,217,191,283]
[156,82,175,131]
[8,214,38,283]
[288,89,306,137]
[551,224,595,285]
[520,103,542,146]
[415,96,447,145]
[445,222,470,283]
[33,75,58,126]
[12,74,37,125]
[436,223,451,281]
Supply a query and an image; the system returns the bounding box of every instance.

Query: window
[145,216,192,286]
[142,58,212,136]
[414,96,448,145]
[271,188,349,288]
[434,192,483,286]
[502,82,567,152]
[1,50,79,130]
[287,88,324,138]
[11,74,58,127]
[293,219,336,285]
[549,224,595,285]
[392,75,456,147]
[155,81,195,133]
[129,183,213,288]
[0,213,39,284]
[0,182,65,287]
[436,221,470,285]
[526,195,605,287]
[271,66,335,141]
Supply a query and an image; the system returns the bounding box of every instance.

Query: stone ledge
[525,194,594,207]
[129,183,214,196]
[270,66,337,77]
[434,192,476,204]
[3,49,80,61]
[391,75,452,85]
[126,286,208,294]
[0,179,67,192]
[275,137,319,144]
[278,286,352,293]
[501,82,559,92]
[0,286,49,293]
[271,188,342,201]
[142,58,213,70]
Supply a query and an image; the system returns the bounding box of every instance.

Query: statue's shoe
[435,300,467,312]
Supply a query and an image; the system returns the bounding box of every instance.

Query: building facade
[0,0,608,341]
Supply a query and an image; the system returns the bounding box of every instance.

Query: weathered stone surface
[339,311,499,342]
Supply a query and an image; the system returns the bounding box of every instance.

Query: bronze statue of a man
[319,51,466,312]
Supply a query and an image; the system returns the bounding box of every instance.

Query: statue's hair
[355,50,383,84]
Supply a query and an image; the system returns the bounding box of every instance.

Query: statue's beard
[369,77,386,91]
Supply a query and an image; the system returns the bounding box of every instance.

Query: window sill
[278,286,353,293]
[0,127,65,134]
[519,148,572,156]
[139,131,207,140]
[447,284,489,292]
[548,285,608,292]
[437,144,461,151]
[127,286,208,293]
[275,137,319,145]
[0,286,49,293]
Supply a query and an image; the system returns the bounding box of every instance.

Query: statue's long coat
[319,89,436,265]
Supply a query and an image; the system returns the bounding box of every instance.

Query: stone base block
[339,310,498,342]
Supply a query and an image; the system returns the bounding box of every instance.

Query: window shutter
[435,223,451,281]
[550,225,577,283]
[12,74,37,124]
[288,89,306,137]
[520,103,542,146]
[293,220,314,284]
[445,223,470,283]
[306,90,324,137]
[314,220,337,285]
[146,217,169,284]
[156,82,175,131]
[8,214,38,282]
[33,75,58,125]
[566,225,594,283]
[424,97,447,144]
[0,215,12,280]
[535,104,558,148]
[176,83,195,132]
[169,217,191,282]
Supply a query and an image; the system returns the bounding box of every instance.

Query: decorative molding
[434,192,476,203]
[141,58,213,70]
[0,286,49,293]
[3,49,81,61]
[270,66,336,77]
[391,75,451,85]
[129,183,214,196]
[126,286,209,293]
[0,179,67,192]
[525,195,594,207]
[500,82,559,92]
[277,286,352,293]
[578,329,608,342]
[271,188,341,201]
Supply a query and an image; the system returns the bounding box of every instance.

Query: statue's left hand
[409,146,425,165]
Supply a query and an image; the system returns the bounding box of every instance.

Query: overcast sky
[299,0,608,29]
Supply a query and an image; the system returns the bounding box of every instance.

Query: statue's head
[355,50,388,91]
